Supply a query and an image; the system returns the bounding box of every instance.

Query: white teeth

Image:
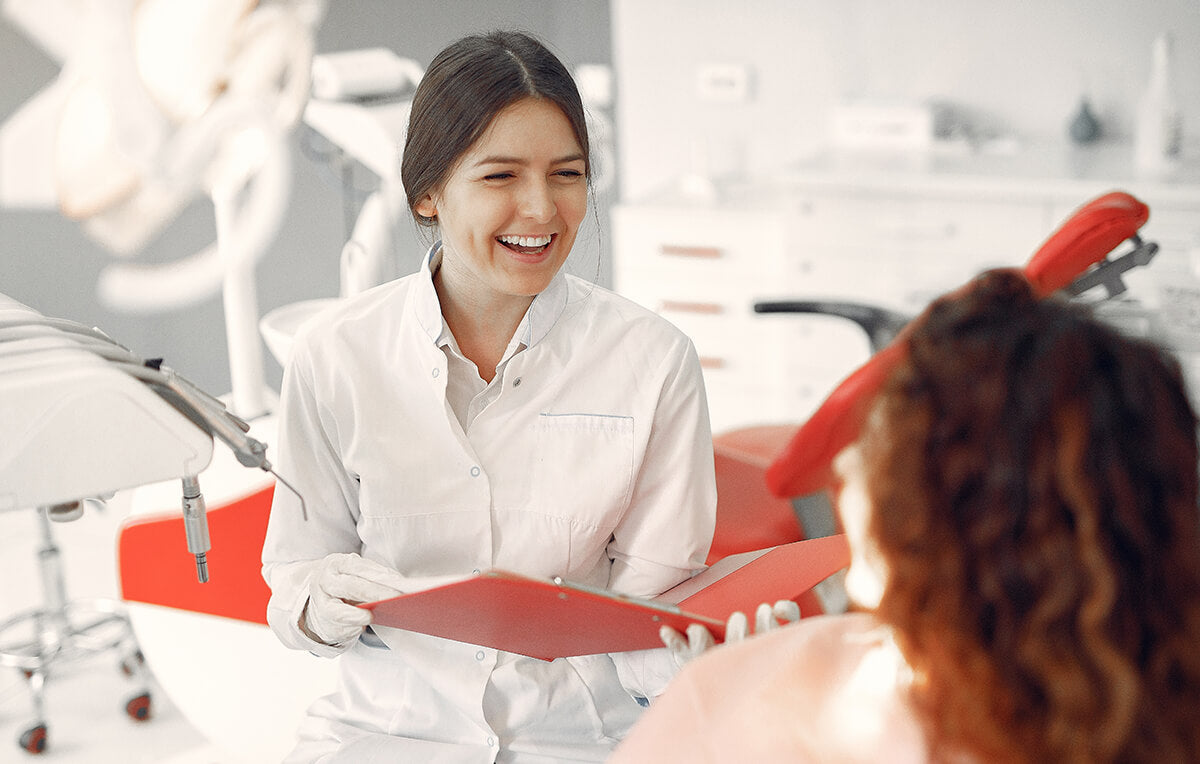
[499,234,552,248]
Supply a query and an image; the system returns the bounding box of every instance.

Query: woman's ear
[414,194,437,221]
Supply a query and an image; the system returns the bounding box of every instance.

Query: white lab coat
[262,246,717,762]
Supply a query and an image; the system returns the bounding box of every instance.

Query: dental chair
[710,192,1156,536]
[111,191,1157,760]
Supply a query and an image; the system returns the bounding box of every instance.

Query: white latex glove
[659,599,801,669]
[301,553,408,647]
[659,622,717,670]
[723,599,801,645]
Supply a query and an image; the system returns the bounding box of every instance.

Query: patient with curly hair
[612,268,1200,763]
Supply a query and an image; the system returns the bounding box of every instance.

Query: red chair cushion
[118,485,274,624]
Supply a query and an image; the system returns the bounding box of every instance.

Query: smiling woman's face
[416,97,588,306]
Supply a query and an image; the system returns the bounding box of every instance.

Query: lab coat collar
[414,241,446,343]
[416,240,569,353]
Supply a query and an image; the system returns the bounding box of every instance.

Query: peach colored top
[610,612,930,763]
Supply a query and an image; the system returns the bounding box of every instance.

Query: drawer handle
[698,356,726,369]
[876,221,958,240]
[660,300,724,315]
[661,244,722,259]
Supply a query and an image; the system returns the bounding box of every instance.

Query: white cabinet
[775,190,1052,311]
[612,203,871,432]
[613,145,1200,433]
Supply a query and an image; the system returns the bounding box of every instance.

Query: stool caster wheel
[19,724,47,754]
[119,650,145,677]
[125,692,152,722]
[125,690,152,719]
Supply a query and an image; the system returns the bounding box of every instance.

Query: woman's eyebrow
[472,153,586,167]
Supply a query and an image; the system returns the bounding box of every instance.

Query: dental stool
[0,502,151,755]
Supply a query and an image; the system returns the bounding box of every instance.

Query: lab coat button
[512,377,522,387]
[487,736,496,746]
[475,650,486,661]
[432,368,440,378]
[472,568,480,575]
[470,466,480,477]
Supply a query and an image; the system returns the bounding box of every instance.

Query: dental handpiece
[115,361,310,521]
[181,475,211,583]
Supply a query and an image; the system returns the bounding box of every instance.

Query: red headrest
[764,191,1149,498]
[1024,191,1149,297]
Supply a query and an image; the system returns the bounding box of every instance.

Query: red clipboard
[363,534,849,661]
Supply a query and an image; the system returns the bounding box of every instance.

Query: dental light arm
[0,293,306,582]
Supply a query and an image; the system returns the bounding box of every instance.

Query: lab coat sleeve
[607,334,718,698]
[262,332,365,658]
[608,667,709,762]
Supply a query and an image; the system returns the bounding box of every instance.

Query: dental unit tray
[0,322,213,511]
[0,292,296,581]
[363,534,850,661]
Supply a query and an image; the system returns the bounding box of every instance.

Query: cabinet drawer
[783,194,1050,260]
[703,359,858,434]
[1046,200,1200,305]
[612,205,789,292]
[702,374,800,434]
[647,302,872,377]
[781,242,1032,313]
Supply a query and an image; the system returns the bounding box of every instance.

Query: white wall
[613,0,1200,201]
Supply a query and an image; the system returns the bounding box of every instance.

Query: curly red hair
[862,269,1200,762]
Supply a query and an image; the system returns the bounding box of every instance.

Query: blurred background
[3,0,1198,419]
[0,0,612,397]
[1,0,1198,761]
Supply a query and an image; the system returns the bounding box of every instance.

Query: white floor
[0,499,224,762]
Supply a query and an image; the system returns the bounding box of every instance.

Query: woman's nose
[518,179,556,222]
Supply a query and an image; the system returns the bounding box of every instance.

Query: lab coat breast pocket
[532,413,635,543]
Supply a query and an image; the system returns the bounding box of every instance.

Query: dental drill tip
[195,553,209,583]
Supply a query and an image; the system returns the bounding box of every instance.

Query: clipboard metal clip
[550,576,684,616]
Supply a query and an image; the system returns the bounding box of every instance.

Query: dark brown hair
[863,269,1200,762]
[401,30,590,227]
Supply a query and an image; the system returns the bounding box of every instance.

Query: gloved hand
[301,553,408,647]
[659,599,801,670]
[723,599,801,644]
[658,622,717,670]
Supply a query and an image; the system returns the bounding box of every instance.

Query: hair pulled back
[401,30,589,227]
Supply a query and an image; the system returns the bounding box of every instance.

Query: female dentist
[261,30,718,762]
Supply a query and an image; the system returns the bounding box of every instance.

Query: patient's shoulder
[680,612,884,680]
[684,612,928,763]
